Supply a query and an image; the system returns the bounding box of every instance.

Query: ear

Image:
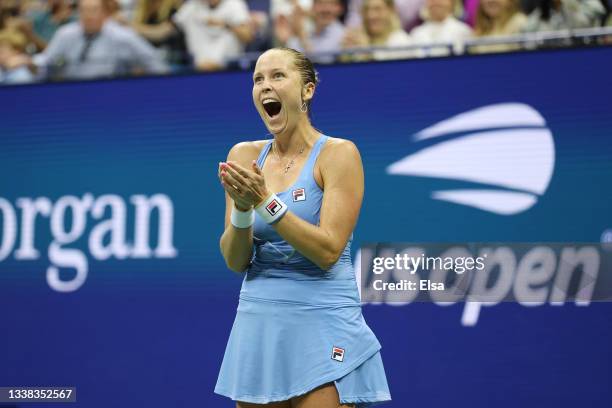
[302,82,315,103]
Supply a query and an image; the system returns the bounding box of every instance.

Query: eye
[253,75,263,84]
[273,72,285,79]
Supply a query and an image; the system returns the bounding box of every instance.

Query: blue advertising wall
[1,47,612,407]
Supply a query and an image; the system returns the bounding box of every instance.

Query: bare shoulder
[226,139,269,166]
[319,136,361,166]
[316,137,363,188]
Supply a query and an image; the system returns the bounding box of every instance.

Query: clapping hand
[219,161,270,211]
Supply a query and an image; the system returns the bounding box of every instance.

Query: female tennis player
[214,47,391,408]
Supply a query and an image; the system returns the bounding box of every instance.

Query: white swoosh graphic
[415,103,546,141]
[387,128,555,194]
[432,190,538,215]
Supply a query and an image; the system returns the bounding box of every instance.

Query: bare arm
[271,140,363,269]
[228,22,253,44]
[219,142,261,272]
[223,139,364,270]
[123,30,169,74]
[132,21,177,43]
[14,17,47,51]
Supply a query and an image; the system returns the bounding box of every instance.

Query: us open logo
[265,199,283,216]
[331,346,345,362]
[387,103,555,215]
[292,188,306,202]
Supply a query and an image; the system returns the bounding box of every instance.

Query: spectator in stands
[34,0,168,80]
[27,0,76,46]
[271,0,312,50]
[0,0,46,52]
[173,0,253,71]
[342,0,413,60]
[276,0,346,62]
[0,31,34,84]
[271,0,313,18]
[470,0,526,52]
[0,1,22,40]
[410,0,472,55]
[346,0,426,32]
[245,9,272,53]
[474,0,527,36]
[523,0,604,31]
[0,1,24,27]
[131,0,188,67]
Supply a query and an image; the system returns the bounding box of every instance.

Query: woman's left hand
[219,161,270,207]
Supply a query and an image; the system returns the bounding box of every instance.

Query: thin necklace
[272,141,305,174]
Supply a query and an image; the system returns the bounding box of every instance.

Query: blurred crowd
[0,0,610,84]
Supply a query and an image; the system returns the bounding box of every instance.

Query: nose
[260,77,272,90]
[259,79,273,95]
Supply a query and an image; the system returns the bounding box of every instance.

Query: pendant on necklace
[273,142,304,175]
[284,160,294,174]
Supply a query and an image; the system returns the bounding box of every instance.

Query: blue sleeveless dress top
[215,135,391,406]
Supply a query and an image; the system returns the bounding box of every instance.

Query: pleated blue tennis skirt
[215,295,391,406]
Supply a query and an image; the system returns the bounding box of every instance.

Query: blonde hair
[361,0,401,45]
[134,0,181,24]
[266,47,319,114]
[475,0,520,36]
[0,30,27,51]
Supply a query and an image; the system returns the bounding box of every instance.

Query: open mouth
[263,100,282,118]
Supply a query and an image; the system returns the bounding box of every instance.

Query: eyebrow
[253,68,285,78]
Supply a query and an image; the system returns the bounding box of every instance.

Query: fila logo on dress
[331,346,345,362]
[292,188,306,202]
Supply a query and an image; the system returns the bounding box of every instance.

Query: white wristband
[231,206,254,229]
[255,193,288,224]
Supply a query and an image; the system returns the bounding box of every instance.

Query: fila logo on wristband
[256,193,288,224]
[292,188,306,202]
[266,199,283,216]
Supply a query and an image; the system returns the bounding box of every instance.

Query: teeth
[262,98,278,104]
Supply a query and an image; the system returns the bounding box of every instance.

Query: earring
[300,101,308,113]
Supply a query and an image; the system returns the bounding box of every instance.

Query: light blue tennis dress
[215,135,391,406]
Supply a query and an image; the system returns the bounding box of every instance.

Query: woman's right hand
[219,162,252,211]
[219,160,273,210]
